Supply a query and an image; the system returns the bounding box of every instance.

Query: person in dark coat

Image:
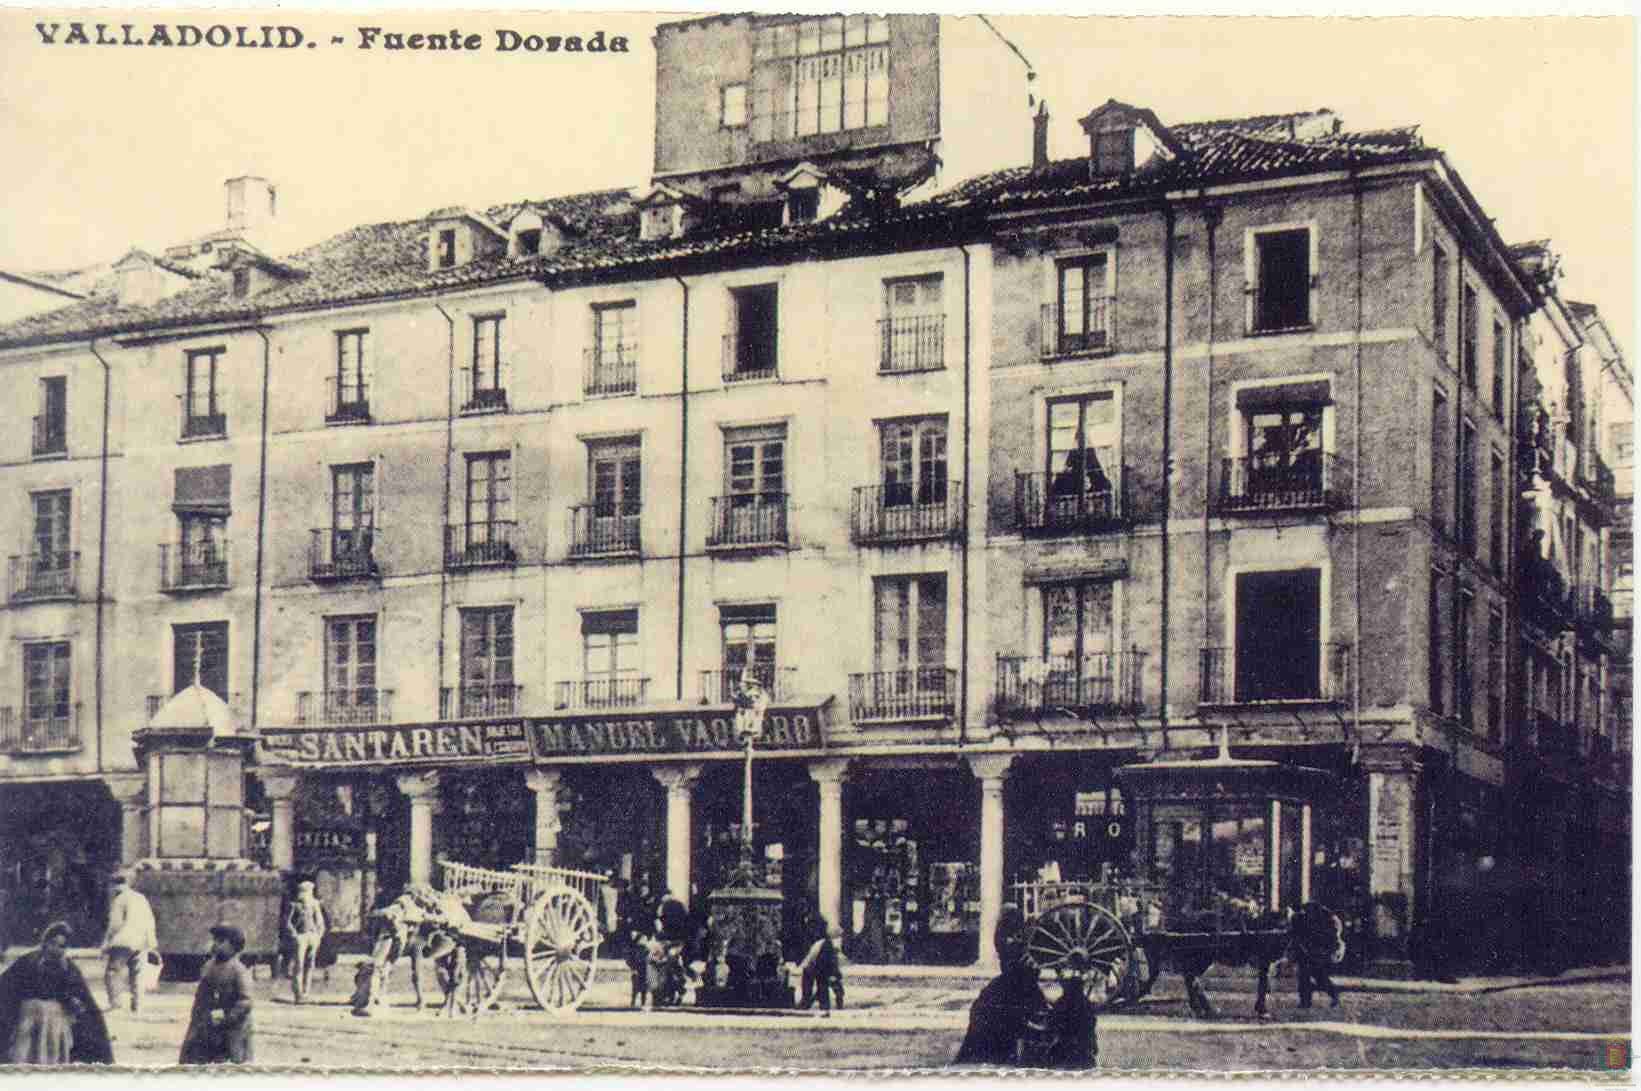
[1041,966,1098,1070]
[0,920,114,1064]
[179,925,254,1065]
[953,906,1049,1067]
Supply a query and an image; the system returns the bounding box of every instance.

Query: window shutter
[174,465,232,514]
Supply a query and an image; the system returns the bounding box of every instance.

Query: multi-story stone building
[0,14,1626,971]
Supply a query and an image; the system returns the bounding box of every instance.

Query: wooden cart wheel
[1025,900,1135,1002]
[523,887,600,1014]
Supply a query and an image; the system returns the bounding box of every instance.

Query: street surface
[88,960,1630,1072]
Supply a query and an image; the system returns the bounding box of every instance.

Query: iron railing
[444,522,518,568]
[325,376,371,423]
[1040,300,1113,358]
[32,414,66,456]
[0,703,82,753]
[1014,472,1125,534]
[1199,643,1353,705]
[698,666,799,704]
[994,651,1148,716]
[296,689,394,725]
[159,541,229,591]
[9,552,78,602]
[309,528,379,581]
[554,677,649,710]
[440,684,522,719]
[568,505,640,557]
[1215,453,1343,513]
[707,494,788,548]
[849,667,957,722]
[850,481,962,544]
[879,315,945,374]
[722,333,778,383]
[584,345,638,396]
[460,367,508,413]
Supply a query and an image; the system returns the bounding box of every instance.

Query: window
[715,425,787,546]
[458,607,515,715]
[1091,124,1135,175]
[1490,450,1506,573]
[581,609,639,707]
[23,642,71,731]
[1042,581,1117,703]
[1487,608,1504,740]
[325,616,378,721]
[574,438,641,555]
[31,490,71,575]
[1432,244,1449,362]
[588,301,638,395]
[1458,421,1477,555]
[1252,228,1312,332]
[880,417,947,507]
[34,376,66,455]
[1455,589,1474,728]
[1428,571,1445,713]
[437,228,456,269]
[726,284,778,381]
[173,621,228,698]
[231,267,250,299]
[183,348,225,438]
[1610,422,1634,467]
[750,15,888,141]
[721,82,747,127]
[1461,284,1479,389]
[1052,255,1112,355]
[1431,387,1450,534]
[1045,393,1119,523]
[458,452,513,563]
[786,187,819,225]
[332,330,370,421]
[1246,404,1324,499]
[721,604,777,687]
[1491,319,1506,418]
[874,574,947,672]
[1233,569,1322,701]
[329,463,376,571]
[466,315,506,411]
[880,274,944,373]
[177,513,228,587]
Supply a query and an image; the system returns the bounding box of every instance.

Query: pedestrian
[179,924,254,1065]
[0,920,114,1064]
[1041,966,1098,1069]
[285,879,327,1003]
[796,921,846,1013]
[100,870,158,1014]
[952,906,1048,1067]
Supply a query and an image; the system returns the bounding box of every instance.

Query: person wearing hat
[179,925,254,1065]
[0,920,114,1064]
[99,870,158,1014]
[284,879,328,1004]
[952,905,1050,1067]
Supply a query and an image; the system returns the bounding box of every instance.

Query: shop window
[1250,227,1312,333]
[1233,569,1321,702]
[173,621,228,698]
[1150,800,1303,920]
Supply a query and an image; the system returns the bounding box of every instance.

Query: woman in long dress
[0,920,115,1064]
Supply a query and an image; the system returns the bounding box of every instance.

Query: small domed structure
[145,683,237,735]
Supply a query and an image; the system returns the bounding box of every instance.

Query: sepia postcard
[0,3,1632,1078]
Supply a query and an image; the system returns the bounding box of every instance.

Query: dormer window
[231,267,250,299]
[787,188,820,225]
[517,228,542,256]
[1092,124,1135,176]
[437,229,457,269]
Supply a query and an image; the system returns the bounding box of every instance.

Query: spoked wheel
[523,888,600,1014]
[1025,900,1135,1003]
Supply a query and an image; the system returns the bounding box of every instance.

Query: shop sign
[261,721,531,766]
[296,827,364,854]
[528,706,825,758]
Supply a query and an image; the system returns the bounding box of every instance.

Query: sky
[0,6,1633,346]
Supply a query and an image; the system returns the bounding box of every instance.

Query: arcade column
[1361,745,1421,970]
[524,768,563,867]
[806,759,850,933]
[396,771,441,887]
[651,764,701,902]
[258,770,300,873]
[105,774,147,867]
[967,752,1017,968]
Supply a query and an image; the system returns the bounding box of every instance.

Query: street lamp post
[732,669,771,875]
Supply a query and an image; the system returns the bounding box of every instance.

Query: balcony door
[174,621,229,699]
[332,463,375,561]
[874,575,946,673]
[590,440,640,550]
[1042,580,1115,705]
[32,491,70,571]
[1245,404,1323,498]
[464,453,511,557]
[1234,569,1321,701]
[723,425,785,542]
[1047,394,1118,522]
[881,418,947,507]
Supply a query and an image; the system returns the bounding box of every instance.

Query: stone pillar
[651,764,701,902]
[524,768,563,867]
[106,775,147,867]
[396,771,441,887]
[807,759,850,933]
[259,771,300,873]
[967,753,1016,967]
[1362,746,1420,969]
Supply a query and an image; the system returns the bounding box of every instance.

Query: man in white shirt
[100,872,158,1013]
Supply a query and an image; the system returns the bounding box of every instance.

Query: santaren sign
[529,707,825,758]
[262,721,530,766]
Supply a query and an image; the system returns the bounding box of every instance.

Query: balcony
[309,528,380,581]
[460,369,508,414]
[181,411,226,440]
[1014,472,1127,535]
[994,651,1148,718]
[849,667,957,722]
[722,333,777,384]
[850,482,963,545]
[699,666,799,705]
[444,522,518,569]
[9,552,78,603]
[584,346,637,397]
[1040,301,1112,359]
[324,376,371,424]
[554,677,649,710]
[568,505,639,558]
[440,684,522,719]
[879,315,945,374]
[1214,453,1344,514]
[0,704,82,754]
[32,414,66,457]
[1198,643,1352,706]
[296,689,394,725]
[159,541,229,592]
[1521,556,1574,630]
[707,494,788,549]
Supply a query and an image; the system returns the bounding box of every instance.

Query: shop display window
[1149,801,1297,924]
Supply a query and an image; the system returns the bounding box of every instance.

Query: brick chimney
[1032,101,1051,170]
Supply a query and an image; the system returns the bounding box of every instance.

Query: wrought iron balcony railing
[848,667,957,722]
[879,315,945,374]
[554,677,649,710]
[325,376,371,424]
[1198,643,1353,706]
[584,346,638,397]
[440,684,522,720]
[994,651,1148,717]
[722,333,778,384]
[707,494,788,548]
[1040,300,1113,358]
[181,409,227,440]
[296,689,394,725]
[850,481,962,544]
[460,367,508,413]
[310,528,380,581]
[1214,453,1343,514]
[0,703,82,754]
[32,414,66,456]
[159,541,229,591]
[444,522,517,569]
[9,552,78,603]
[698,666,799,705]
[1014,472,1126,534]
[569,505,640,557]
